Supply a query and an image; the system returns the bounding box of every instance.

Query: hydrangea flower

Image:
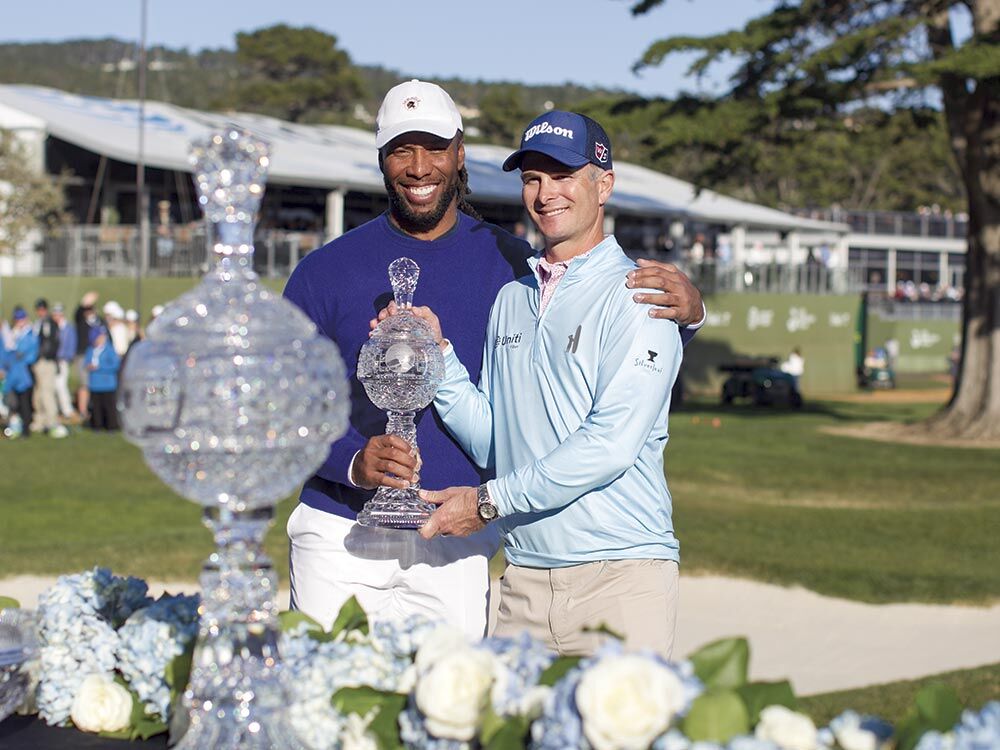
[822,710,892,750]
[915,701,1000,750]
[531,641,703,750]
[116,593,200,719]
[481,632,556,717]
[35,568,152,725]
[282,616,434,750]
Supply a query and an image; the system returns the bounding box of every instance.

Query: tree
[474,85,536,146]
[233,25,364,123]
[0,130,65,255]
[629,0,1000,440]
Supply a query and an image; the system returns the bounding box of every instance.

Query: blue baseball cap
[502,111,613,172]
[12,306,27,321]
[89,326,108,345]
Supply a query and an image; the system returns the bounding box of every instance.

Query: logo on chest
[633,349,664,374]
[495,331,524,350]
[566,325,582,354]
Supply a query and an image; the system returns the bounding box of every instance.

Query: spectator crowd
[0,292,162,439]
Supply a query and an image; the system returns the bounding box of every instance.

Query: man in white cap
[103,301,130,358]
[283,80,705,638]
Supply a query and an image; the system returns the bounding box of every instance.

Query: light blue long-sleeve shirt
[434,236,682,568]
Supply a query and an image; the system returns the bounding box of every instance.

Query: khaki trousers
[30,359,59,431]
[492,559,679,658]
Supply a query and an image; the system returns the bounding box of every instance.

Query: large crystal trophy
[118,128,349,748]
[356,258,445,528]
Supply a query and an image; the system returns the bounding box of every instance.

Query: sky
[0,0,772,98]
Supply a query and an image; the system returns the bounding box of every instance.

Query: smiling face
[381,132,465,240]
[519,152,614,261]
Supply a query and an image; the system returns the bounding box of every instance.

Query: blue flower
[116,593,200,719]
[35,568,152,725]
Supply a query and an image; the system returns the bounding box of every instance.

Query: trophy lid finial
[190,127,270,227]
[389,257,420,308]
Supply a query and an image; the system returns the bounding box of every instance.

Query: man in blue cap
[284,84,704,641]
[1,306,40,438]
[417,111,686,657]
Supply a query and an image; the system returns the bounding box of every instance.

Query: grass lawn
[800,661,1000,725]
[667,398,1000,604]
[1,398,998,605]
[0,434,296,582]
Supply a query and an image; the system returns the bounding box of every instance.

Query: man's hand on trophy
[626,258,705,325]
[370,301,447,350]
[351,434,421,490]
[417,487,483,539]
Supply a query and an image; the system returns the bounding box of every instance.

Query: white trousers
[287,503,497,641]
[55,360,74,417]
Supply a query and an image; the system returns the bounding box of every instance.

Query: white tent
[0,84,846,235]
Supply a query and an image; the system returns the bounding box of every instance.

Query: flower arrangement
[5,570,998,750]
[28,567,199,740]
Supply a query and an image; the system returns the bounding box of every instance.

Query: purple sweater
[284,212,532,519]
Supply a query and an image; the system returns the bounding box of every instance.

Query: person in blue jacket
[83,326,120,431]
[417,113,687,657]
[1,307,40,438]
[282,81,705,638]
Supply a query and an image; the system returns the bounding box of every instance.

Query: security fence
[32,225,323,278]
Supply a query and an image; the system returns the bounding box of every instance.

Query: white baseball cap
[125,309,139,322]
[375,79,463,149]
[103,300,125,319]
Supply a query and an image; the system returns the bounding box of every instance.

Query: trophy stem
[356,411,435,529]
[171,506,303,749]
[386,410,419,487]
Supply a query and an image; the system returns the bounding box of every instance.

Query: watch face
[478,501,498,521]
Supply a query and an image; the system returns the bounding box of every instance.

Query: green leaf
[165,641,195,691]
[332,686,406,750]
[914,683,962,731]
[682,687,751,743]
[0,596,20,610]
[479,704,507,746]
[278,609,324,634]
[736,680,797,725]
[538,656,582,686]
[895,683,963,750]
[484,715,532,750]
[688,637,750,689]
[131,713,169,741]
[329,596,369,638]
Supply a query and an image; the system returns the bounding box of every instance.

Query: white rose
[415,647,495,741]
[70,673,133,733]
[575,654,686,750]
[341,710,379,750]
[414,624,469,672]
[518,684,552,720]
[831,712,877,750]
[755,705,819,750]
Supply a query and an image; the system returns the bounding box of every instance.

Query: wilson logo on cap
[524,121,574,142]
[594,142,609,163]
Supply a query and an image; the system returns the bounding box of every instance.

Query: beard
[384,173,460,234]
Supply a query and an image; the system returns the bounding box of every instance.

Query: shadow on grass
[676,397,939,425]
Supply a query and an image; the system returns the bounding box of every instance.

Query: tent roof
[0,84,846,233]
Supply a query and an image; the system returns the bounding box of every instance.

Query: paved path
[5,574,1000,695]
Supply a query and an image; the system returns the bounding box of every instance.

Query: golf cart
[719,356,803,408]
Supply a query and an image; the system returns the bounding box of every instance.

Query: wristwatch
[477,483,499,523]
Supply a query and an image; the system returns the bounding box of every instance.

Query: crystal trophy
[117,128,349,749]
[0,608,37,724]
[356,257,445,528]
